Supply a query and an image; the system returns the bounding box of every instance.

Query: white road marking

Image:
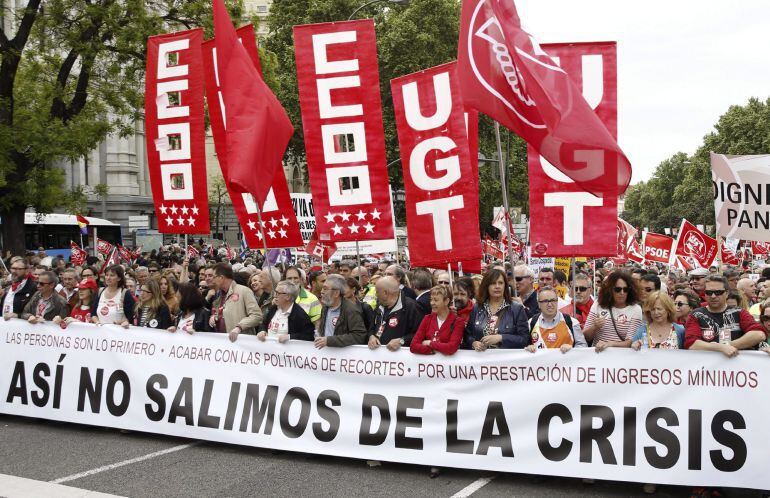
[450,476,496,497]
[0,473,124,497]
[50,442,201,484]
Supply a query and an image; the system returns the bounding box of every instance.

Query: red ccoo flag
[212,0,293,206]
[457,0,631,197]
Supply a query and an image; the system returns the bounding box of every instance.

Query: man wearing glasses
[527,287,587,353]
[684,274,766,357]
[2,259,37,319]
[21,271,68,323]
[513,264,539,318]
[560,273,594,328]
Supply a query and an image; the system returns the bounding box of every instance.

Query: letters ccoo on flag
[212,0,293,206]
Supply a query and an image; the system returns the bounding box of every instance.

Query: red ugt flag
[212,0,293,206]
[70,241,88,266]
[674,219,718,268]
[457,0,631,197]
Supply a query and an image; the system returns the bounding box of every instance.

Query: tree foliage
[0,0,248,252]
[622,97,770,233]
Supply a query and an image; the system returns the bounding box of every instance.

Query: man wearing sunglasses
[513,264,539,318]
[20,271,68,323]
[684,274,766,357]
[560,273,594,329]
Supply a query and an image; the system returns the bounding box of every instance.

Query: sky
[516,0,770,184]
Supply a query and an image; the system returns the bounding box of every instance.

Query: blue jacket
[463,300,530,349]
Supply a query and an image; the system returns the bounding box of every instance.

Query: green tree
[622,97,770,231]
[0,0,248,254]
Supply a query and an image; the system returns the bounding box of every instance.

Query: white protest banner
[1,320,768,489]
[712,153,770,242]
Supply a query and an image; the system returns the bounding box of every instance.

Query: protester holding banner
[54,278,97,327]
[464,268,529,351]
[258,280,314,342]
[58,269,79,310]
[133,279,172,330]
[583,271,643,352]
[684,274,766,356]
[411,285,465,357]
[21,271,68,323]
[631,291,685,350]
[2,259,36,319]
[560,273,594,330]
[314,274,367,349]
[209,262,262,341]
[526,287,586,353]
[169,282,210,334]
[284,266,322,326]
[367,277,423,351]
[91,265,134,328]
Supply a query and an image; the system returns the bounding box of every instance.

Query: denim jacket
[463,300,530,349]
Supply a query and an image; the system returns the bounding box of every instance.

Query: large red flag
[642,232,674,264]
[212,0,293,206]
[457,0,631,197]
[202,26,304,249]
[391,62,481,267]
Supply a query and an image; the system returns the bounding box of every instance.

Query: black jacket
[3,279,37,315]
[175,307,211,332]
[259,304,315,341]
[135,303,172,330]
[415,291,432,315]
[368,294,424,346]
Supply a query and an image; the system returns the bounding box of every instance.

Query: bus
[19,213,123,258]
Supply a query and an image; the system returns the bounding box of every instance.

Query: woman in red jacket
[410,284,465,478]
[411,285,466,356]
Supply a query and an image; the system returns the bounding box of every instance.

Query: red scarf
[11,274,32,292]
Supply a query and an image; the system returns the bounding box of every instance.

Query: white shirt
[267,304,292,337]
[96,289,126,324]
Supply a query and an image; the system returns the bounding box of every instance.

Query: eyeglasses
[674,302,689,308]
[11,266,26,271]
[438,281,450,285]
[704,289,726,296]
[514,276,528,282]
[275,291,289,296]
[538,298,558,304]
[642,287,655,292]
[761,315,770,322]
[37,281,52,286]
[149,269,159,273]
[613,287,629,293]
[574,286,589,292]
[140,288,151,293]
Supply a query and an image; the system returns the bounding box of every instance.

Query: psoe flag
[711,153,770,242]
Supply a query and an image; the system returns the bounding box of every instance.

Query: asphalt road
[0,414,763,497]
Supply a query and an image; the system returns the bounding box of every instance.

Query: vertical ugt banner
[528,42,618,257]
[145,29,210,234]
[293,20,395,243]
[202,26,304,249]
[391,62,481,266]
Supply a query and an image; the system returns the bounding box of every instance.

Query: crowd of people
[2,245,769,490]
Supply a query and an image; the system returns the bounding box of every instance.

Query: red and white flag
[212,0,293,207]
[305,229,337,263]
[751,241,770,256]
[70,241,88,266]
[720,240,741,265]
[202,25,304,249]
[99,247,121,275]
[642,232,674,264]
[627,238,644,264]
[391,62,481,267]
[457,0,631,198]
[96,238,113,256]
[293,20,395,242]
[145,29,210,234]
[187,245,200,260]
[528,42,619,256]
[674,219,718,268]
[116,245,134,264]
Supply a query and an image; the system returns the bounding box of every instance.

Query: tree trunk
[1,207,26,255]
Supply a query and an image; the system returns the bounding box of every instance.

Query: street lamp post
[348,0,409,21]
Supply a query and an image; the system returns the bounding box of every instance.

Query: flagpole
[447,263,454,290]
[256,205,277,289]
[355,240,362,286]
[93,226,98,257]
[494,122,516,296]
[571,257,577,316]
